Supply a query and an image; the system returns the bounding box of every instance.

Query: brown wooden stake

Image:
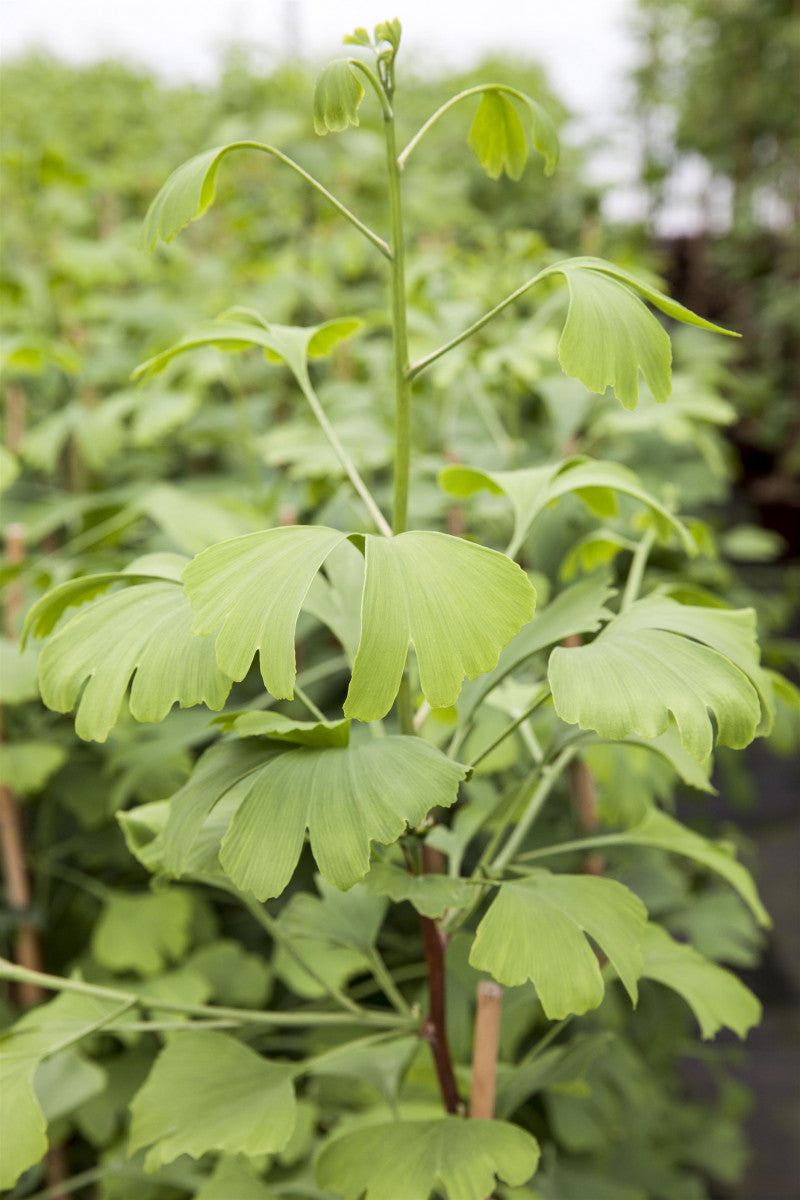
[469,981,503,1119]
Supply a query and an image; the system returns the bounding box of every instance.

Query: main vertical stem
[384,97,415,737]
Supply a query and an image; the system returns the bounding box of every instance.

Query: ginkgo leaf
[36,576,233,743]
[344,532,535,720]
[313,59,366,135]
[573,807,769,926]
[540,257,737,409]
[548,596,770,761]
[142,142,259,249]
[0,636,39,704]
[316,1117,540,1200]
[641,924,761,1039]
[469,872,647,1019]
[469,90,529,180]
[91,890,194,976]
[133,316,362,384]
[182,526,348,698]
[213,710,350,748]
[439,456,694,558]
[0,992,124,1189]
[278,874,387,957]
[220,736,468,898]
[194,1158,278,1200]
[362,859,473,917]
[128,1032,296,1169]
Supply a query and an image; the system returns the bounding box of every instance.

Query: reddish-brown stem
[418,841,460,1113]
[469,981,503,1118]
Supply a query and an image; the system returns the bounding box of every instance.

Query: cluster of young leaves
[2,21,798,1200]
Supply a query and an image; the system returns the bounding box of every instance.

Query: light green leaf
[35,1047,106,1124]
[549,596,769,760]
[128,1031,296,1169]
[133,316,362,383]
[313,59,366,135]
[0,443,19,492]
[316,1117,540,1200]
[470,872,647,1019]
[140,484,261,556]
[439,456,694,558]
[344,532,535,720]
[182,526,348,698]
[495,1033,614,1119]
[0,991,124,1190]
[194,1158,278,1200]
[91,890,194,976]
[187,939,272,1008]
[0,741,67,796]
[362,859,473,917]
[468,90,529,180]
[278,874,387,956]
[142,142,257,249]
[213,710,350,748]
[542,257,737,409]
[221,736,467,898]
[310,1037,419,1109]
[37,576,233,742]
[641,924,761,1039]
[0,636,39,703]
[587,808,769,926]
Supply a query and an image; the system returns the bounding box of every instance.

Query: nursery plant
[1,20,785,1200]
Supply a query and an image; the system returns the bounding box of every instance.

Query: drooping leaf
[36,575,233,742]
[128,1032,296,1169]
[182,526,348,698]
[468,90,529,180]
[439,456,694,558]
[344,532,535,720]
[362,859,473,918]
[313,59,366,135]
[91,890,194,976]
[133,315,362,384]
[0,992,124,1189]
[549,596,770,760]
[582,808,769,926]
[316,1117,540,1200]
[213,710,350,748]
[540,257,737,409]
[142,142,266,249]
[641,924,761,1039]
[469,872,647,1019]
[221,736,468,898]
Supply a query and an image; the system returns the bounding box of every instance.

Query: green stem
[297,370,392,537]
[516,829,642,863]
[229,141,391,258]
[620,526,657,611]
[368,948,413,1015]
[408,268,550,380]
[0,959,407,1028]
[240,896,366,1017]
[467,687,550,770]
[398,84,535,170]
[384,111,412,536]
[489,744,579,873]
[293,682,326,722]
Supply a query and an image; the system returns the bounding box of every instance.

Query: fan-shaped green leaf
[128,1032,296,1169]
[344,532,535,720]
[549,596,769,760]
[541,257,737,409]
[470,872,647,1018]
[362,859,473,917]
[316,1117,540,1200]
[133,316,362,383]
[37,576,233,742]
[641,924,761,1039]
[0,992,124,1190]
[182,526,348,699]
[313,59,366,135]
[213,710,350,748]
[469,90,529,180]
[221,736,468,898]
[278,874,387,956]
[440,456,693,558]
[91,890,194,976]
[142,142,258,249]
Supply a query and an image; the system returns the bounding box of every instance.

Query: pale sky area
[1,0,714,229]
